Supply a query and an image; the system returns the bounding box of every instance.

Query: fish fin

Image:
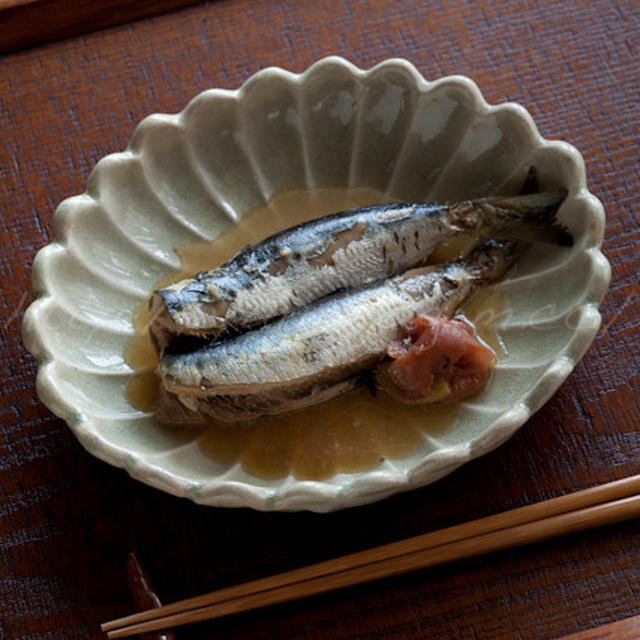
[519,166,539,195]
[357,368,378,397]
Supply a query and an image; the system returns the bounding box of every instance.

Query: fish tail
[463,238,524,283]
[485,191,573,246]
[451,191,573,246]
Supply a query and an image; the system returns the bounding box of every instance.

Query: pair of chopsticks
[102,474,640,638]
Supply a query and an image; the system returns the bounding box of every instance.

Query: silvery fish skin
[149,192,568,353]
[158,240,524,424]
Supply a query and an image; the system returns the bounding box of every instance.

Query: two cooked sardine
[159,240,526,424]
[153,191,571,424]
[149,192,570,354]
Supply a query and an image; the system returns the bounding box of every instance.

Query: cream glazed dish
[23,57,610,512]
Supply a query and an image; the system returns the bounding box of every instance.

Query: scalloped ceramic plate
[23,57,610,512]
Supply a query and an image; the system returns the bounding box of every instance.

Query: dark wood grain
[0,0,638,639]
[0,0,208,54]
[557,613,640,639]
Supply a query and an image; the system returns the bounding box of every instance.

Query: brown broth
[124,187,506,481]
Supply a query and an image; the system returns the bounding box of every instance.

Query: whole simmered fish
[158,238,542,424]
[149,192,570,353]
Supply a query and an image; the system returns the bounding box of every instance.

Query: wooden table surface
[1,1,639,638]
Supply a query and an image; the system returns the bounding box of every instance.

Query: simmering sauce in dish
[125,187,506,481]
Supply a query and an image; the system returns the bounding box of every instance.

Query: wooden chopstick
[102,475,640,638]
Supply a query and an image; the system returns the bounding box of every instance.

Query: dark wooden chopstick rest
[126,552,175,640]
